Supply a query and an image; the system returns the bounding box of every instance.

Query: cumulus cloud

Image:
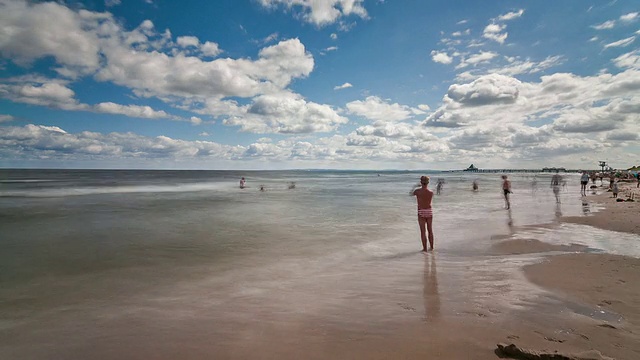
[0,124,245,160]
[346,96,415,122]
[431,50,453,64]
[94,102,171,119]
[176,36,199,48]
[200,41,222,57]
[483,23,507,44]
[334,82,352,90]
[0,81,87,110]
[0,0,103,74]
[0,1,330,133]
[257,0,368,26]
[447,74,520,106]
[223,91,347,134]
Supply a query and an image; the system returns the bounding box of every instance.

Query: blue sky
[0,0,638,169]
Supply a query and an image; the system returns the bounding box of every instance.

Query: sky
[0,0,639,170]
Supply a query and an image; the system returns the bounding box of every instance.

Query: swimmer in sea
[239,177,246,189]
[411,176,434,252]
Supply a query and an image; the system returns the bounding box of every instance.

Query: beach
[1,170,639,359]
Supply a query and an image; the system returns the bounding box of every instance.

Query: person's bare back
[412,176,435,251]
[413,187,434,210]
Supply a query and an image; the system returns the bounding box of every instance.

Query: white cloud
[105,0,121,7]
[456,51,498,69]
[0,81,87,110]
[613,50,640,69]
[0,114,14,123]
[589,36,599,42]
[94,102,170,119]
[604,36,636,49]
[223,91,347,134]
[447,73,521,106]
[330,33,338,40]
[199,132,210,137]
[431,50,453,64]
[0,1,103,74]
[619,12,638,22]
[0,124,245,160]
[592,20,616,30]
[257,0,368,26]
[497,9,524,21]
[176,36,199,48]
[200,41,222,57]
[346,96,415,122]
[334,82,352,90]
[324,46,338,52]
[482,23,508,44]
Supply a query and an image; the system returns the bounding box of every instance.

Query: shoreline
[504,181,640,359]
[562,182,640,235]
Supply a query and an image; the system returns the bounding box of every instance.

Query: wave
[0,181,232,198]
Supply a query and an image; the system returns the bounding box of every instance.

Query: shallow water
[0,169,637,359]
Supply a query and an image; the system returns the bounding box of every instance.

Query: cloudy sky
[0,0,638,170]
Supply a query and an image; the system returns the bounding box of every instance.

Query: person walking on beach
[411,176,434,252]
[502,175,512,210]
[551,171,562,203]
[239,177,246,189]
[636,172,640,188]
[612,181,619,198]
[580,171,589,196]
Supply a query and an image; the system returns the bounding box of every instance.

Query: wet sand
[511,182,640,360]
[563,182,640,235]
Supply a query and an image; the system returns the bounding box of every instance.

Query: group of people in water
[239,171,632,253]
[239,177,295,191]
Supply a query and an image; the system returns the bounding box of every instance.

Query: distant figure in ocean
[472,180,478,191]
[411,176,434,252]
[239,177,246,189]
[531,176,538,194]
[501,175,512,209]
[436,179,444,195]
[551,171,562,203]
[580,171,589,196]
[612,181,619,198]
[260,185,265,192]
[288,181,296,189]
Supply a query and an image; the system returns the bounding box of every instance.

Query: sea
[1,169,637,359]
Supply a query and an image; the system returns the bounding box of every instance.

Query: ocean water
[0,169,636,359]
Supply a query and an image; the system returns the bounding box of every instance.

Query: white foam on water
[0,181,233,197]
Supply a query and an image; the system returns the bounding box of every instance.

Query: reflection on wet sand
[507,209,514,228]
[423,253,440,321]
[554,202,562,219]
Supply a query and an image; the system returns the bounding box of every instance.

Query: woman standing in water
[411,176,435,252]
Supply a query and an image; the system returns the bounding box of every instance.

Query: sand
[503,181,640,360]
[563,182,640,235]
